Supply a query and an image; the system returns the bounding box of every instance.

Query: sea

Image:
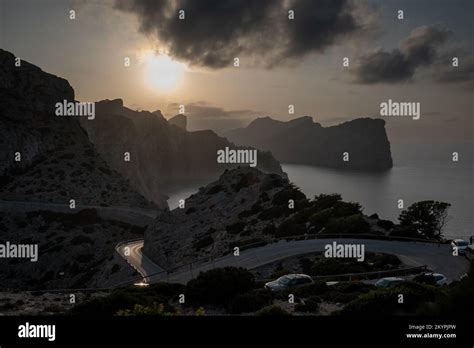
[167,142,473,240]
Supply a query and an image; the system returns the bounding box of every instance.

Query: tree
[398,201,450,240]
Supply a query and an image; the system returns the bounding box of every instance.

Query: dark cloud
[115,0,361,68]
[353,25,451,84]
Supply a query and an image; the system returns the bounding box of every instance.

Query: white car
[264,274,313,292]
[424,273,448,285]
[451,239,469,255]
[375,277,404,288]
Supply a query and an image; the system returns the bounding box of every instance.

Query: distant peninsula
[225,116,393,171]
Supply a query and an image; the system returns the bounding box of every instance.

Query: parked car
[451,239,469,255]
[264,274,313,292]
[375,277,404,288]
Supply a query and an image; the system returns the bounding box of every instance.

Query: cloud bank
[353,25,451,84]
[115,0,362,68]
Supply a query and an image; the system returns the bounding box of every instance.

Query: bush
[389,225,423,240]
[308,258,368,276]
[229,288,273,314]
[185,267,255,306]
[232,172,260,192]
[275,219,306,238]
[258,205,292,220]
[322,214,370,235]
[272,186,306,206]
[72,283,183,316]
[377,219,395,230]
[295,296,320,313]
[309,208,334,230]
[226,221,246,235]
[193,236,214,251]
[262,224,276,235]
[289,281,328,298]
[207,185,223,195]
[313,193,342,210]
[71,235,95,245]
[256,305,291,316]
[340,281,441,316]
[238,202,263,218]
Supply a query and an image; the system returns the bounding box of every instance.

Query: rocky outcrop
[143,167,393,270]
[80,100,284,205]
[0,49,154,208]
[168,114,187,130]
[143,167,304,270]
[225,116,393,171]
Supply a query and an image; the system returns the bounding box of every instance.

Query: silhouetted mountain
[168,114,187,130]
[80,100,284,205]
[225,116,393,171]
[0,49,153,208]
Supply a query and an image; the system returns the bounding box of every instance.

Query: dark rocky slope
[143,167,393,270]
[80,100,284,205]
[0,48,154,208]
[225,116,393,171]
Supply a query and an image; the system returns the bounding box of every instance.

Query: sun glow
[142,52,185,91]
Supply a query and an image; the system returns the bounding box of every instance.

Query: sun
[142,52,185,91]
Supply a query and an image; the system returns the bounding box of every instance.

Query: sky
[0,0,472,143]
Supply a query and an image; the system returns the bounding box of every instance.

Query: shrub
[289,281,328,298]
[71,235,95,245]
[309,208,334,230]
[232,172,260,192]
[99,167,112,175]
[313,193,342,210]
[260,174,285,191]
[258,205,291,220]
[377,219,395,230]
[207,185,223,195]
[262,223,276,235]
[323,214,370,235]
[272,186,306,206]
[275,220,306,238]
[341,281,441,316]
[229,288,273,314]
[256,305,291,316]
[389,225,423,240]
[226,221,246,235]
[238,202,263,218]
[193,236,214,251]
[185,267,255,306]
[294,296,320,313]
[116,303,174,316]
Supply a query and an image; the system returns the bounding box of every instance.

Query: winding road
[116,238,470,284]
[2,199,469,286]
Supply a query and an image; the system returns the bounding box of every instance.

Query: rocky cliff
[143,167,394,270]
[225,116,393,171]
[143,167,304,270]
[80,100,284,205]
[0,49,154,208]
[168,114,187,130]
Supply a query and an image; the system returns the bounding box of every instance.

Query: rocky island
[225,116,393,171]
